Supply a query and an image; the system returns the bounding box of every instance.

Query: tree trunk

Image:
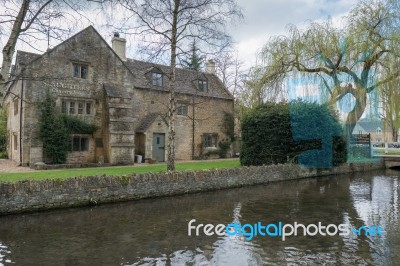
[329,84,367,138]
[166,0,180,171]
[393,127,398,142]
[344,86,367,138]
[0,0,30,98]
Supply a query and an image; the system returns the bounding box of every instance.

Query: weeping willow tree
[258,0,400,137]
[379,57,400,142]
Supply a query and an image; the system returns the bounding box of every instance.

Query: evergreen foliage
[39,91,96,164]
[240,101,347,167]
[181,40,204,71]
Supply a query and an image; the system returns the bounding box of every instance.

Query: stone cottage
[352,119,394,143]
[3,26,234,166]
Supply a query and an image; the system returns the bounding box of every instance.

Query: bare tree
[0,0,94,99]
[119,0,243,170]
[214,49,246,98]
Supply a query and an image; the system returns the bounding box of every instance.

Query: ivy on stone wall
[39,91,96,164]
[223,111,235,141]
[0,108,7,158]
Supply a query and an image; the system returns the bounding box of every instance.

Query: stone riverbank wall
[0,162,385,215]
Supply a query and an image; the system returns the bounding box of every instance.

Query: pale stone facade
[3,26,234,166]
[352,119,394,143]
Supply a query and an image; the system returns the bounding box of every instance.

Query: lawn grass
[0,159,241,183]
[373,149,400,155]
[347,156,381,163]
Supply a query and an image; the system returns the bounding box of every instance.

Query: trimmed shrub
[240,100,347,167]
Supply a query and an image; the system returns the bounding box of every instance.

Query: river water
[0,169,399,265]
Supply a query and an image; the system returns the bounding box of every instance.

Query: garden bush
[240,100,347,167]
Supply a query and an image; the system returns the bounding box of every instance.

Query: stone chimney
[205,60,216,74]
[111,32,126,61]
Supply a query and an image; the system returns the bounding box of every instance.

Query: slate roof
[104,84,131,99]
[125,59,233,100]
[15,50,233,100]
[13,26,233,101]
[16,51,40,66]
[357,119,383,132]
[135,113,168,133]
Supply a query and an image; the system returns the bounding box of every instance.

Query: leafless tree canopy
[0,0,97,95]
[116,0,243,63]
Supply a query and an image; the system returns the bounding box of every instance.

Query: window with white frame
[177,102,188,116]
[61,99,93,115]
[151,72,163,86]
[13,133,18,151]
[203,133,218,148]
[72,63,88,79]
[376,127,382,134]
[13,99,19,115]
[71,136,89,152]
[198,80,208,92]
[69,101,75,114]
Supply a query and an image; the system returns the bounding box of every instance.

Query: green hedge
[240,101,347,167]
[349,145,370,158]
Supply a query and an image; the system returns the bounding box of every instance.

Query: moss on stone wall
[0,162,384,215]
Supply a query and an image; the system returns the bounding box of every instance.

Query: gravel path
[0,159,34,173]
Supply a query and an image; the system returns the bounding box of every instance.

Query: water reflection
[0,242,12,265]
[0,170,399,265]
[349,172,400,266]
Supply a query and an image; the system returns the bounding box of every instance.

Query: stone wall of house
[134,88,234,160]
[4,80,22,163]
[0,162,384,215]
[66,137,96,164]
[10,27,136,166]
[370,131,393,143]
[5,27,233,166]
[105,95,135,165]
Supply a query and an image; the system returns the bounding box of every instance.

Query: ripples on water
[0,169,399,265]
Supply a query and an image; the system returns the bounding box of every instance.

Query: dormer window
[151,72,163,86]
[376,127,382,134]
[198,80,208,92]
[73,63,88,79]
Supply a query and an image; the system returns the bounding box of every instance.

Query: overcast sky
[231,0,359,68]
[1,0,361,69]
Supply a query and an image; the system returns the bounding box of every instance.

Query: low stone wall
[0,162,384,215]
